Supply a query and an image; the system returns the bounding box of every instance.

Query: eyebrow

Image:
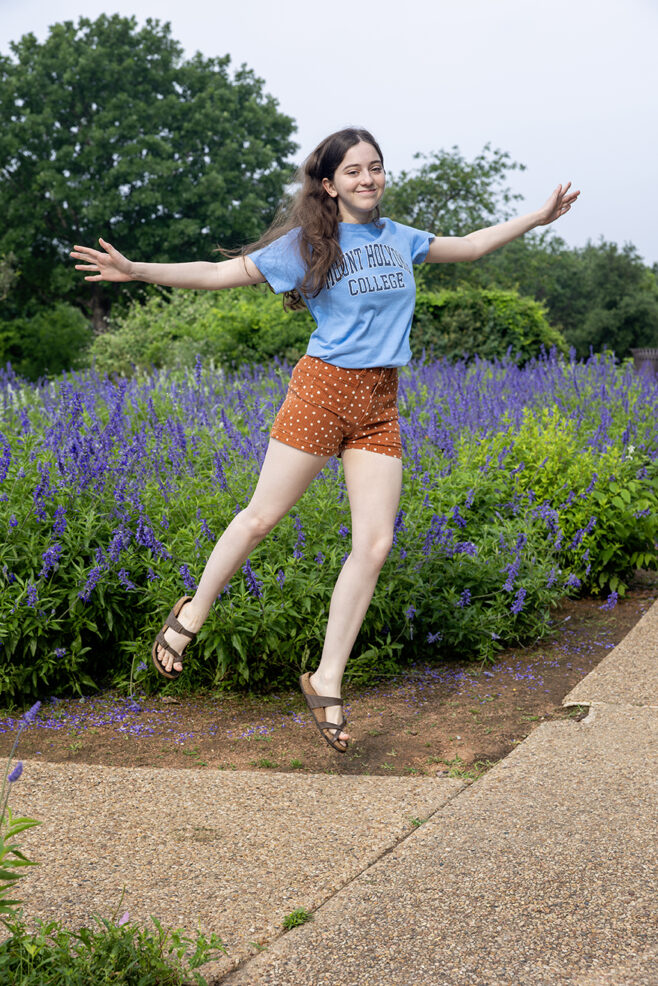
[341,159,383,171]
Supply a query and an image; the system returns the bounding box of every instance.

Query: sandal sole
[299,672,348,753]
[151,596,192,680]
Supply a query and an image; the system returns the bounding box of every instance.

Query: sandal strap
[154,631,185,664]
[317,720,346,734]
[303,692,343,710]
[164,611,196,639]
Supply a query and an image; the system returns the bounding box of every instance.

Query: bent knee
[353,533,394,570]
[239,507,279,541]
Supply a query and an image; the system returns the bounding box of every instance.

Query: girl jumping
[71,127,578,752]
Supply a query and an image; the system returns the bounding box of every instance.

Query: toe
[157,645,171,672]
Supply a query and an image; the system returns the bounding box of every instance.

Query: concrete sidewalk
[14,599,658,985]
[222,599,658,986]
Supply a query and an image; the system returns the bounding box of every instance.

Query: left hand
[535,182,580,226]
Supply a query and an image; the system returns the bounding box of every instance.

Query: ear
[322,177,337,198]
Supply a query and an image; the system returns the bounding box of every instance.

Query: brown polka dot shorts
[271,355,402,459]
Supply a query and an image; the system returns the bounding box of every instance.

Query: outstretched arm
[424,183,580,264]
[70,238,266,289]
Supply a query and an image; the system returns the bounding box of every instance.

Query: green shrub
[411,287,567,362]
[0,304,91,381]
[87,287,313,376]
[0,708,225,985]
[1,354,655,699]
[0,913,225,985]
[459,406,658,597]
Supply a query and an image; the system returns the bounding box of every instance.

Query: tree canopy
[0,14,297,327]
[384,147,658,356]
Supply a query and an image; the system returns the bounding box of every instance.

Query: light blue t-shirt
[249,218,434,368]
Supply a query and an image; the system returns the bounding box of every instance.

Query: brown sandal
[299,672,348,753]
[151,596,196,680]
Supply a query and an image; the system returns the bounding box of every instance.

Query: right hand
[70,238,134,282]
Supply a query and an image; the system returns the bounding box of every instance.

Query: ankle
[179,598,206,634]
[310,669,342,697]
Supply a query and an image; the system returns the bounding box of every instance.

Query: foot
[309,672,350,745]
[155,598,205,674]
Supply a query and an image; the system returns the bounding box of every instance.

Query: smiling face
[322,141,386,224]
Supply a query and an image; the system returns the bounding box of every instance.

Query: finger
[75,264,100,271]
[71,248,102,262]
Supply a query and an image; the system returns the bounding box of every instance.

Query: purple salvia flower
[52,505,67,535]
[40,543,63,578]
[118,569,137,591]
[276,569,285,587]
[338,525,350,538]
[457,589,471,607]
[26,583,38,608]
[196,511,214,542]
[0,430,11,484]
[451,505,467,529]
[8,762,23,783]
[600,591,618,610]
[179,564,197,593]
[510,587,527,615]
[79,565,104,602]
[426,631,442,644]
[502,556,521,592]
[404,605,416,620]
[23,701,41,724]
[242,560,262,598]
[9,514,17,528]
[293,515,306,544]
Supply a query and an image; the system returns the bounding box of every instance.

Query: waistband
[299,355,398,380]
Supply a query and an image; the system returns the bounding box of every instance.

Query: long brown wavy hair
[243,128,385,310]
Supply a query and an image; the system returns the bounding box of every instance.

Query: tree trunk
[90,284,110,334]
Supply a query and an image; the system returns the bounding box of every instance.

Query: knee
[353,532,393,571]
[239,507,278,542]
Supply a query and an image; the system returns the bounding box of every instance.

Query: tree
[0,15,297,329]
[382,144,525,290]
[480,237,658,357]
[383,149,658,357]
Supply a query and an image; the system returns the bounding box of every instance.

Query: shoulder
[261,226,303,252]
[379,217,424,237]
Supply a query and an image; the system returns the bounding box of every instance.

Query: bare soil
[4,572,656,781]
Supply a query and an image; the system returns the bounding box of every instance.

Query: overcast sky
[2,0,657,264]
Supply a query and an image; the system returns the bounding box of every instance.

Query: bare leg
[157,439,329,672]
[310,449,403,741]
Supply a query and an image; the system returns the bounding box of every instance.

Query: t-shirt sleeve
[248,228,306,294]
[393,220,435,264]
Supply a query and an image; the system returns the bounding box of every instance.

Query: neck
[338,210,375,225]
